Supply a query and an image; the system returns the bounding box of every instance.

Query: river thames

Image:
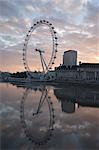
[0,82,99,150]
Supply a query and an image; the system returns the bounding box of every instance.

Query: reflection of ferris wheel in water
[23,19,58,78]
[20,87,55,146]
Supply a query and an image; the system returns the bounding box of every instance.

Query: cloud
[0,0,99,72]
[0,0,21,19]
[84,0,99,24]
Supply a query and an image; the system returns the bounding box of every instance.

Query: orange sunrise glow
[0,0,98,73]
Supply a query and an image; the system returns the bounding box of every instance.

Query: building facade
[55,50,99,82]
[63,50,77,67]
[78,63,99,81]
[55,63,99,82]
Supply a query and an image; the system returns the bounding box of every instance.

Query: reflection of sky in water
[0,82,99,149]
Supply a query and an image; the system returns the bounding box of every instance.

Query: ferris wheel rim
[20,88,55,145]
[23,19,58,78]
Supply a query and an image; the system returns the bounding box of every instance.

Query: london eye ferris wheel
[23,19,58,79]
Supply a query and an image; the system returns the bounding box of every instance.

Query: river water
[0,82,99,150]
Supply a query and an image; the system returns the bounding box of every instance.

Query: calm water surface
[0,82,99,150]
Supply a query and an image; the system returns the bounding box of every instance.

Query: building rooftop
[80,63,99,68]
[64,50,77,53]
[55,62,99,71]
[55,65,78,71]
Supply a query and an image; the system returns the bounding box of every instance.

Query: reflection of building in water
[61,100,76,113]
[54,86,99,113]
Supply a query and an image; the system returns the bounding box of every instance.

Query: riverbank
[1,77,99,89]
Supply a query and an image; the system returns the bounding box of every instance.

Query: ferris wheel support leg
[40,53,45,73]
[33,90,47,115]
[41,55,48,71]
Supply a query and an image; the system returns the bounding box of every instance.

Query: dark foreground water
[0,82,99,150]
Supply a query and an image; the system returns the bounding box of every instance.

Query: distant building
[55,50,99,82]
[45,70,55,81]
[55,63,99,81]
[55,65,77,80]
[63,50,77,67]
[78,63,99,81]
[0,72,11,80]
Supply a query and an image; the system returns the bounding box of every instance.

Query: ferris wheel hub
[35,48,45,53]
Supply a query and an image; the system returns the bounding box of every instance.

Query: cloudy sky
[0,0,99,72]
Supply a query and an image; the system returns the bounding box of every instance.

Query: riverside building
[55,50,99,82]
[63,50,77,67]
